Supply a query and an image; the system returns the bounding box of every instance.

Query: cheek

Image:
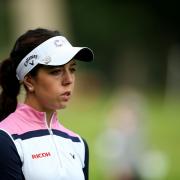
[35,85,61,108]
[35,80,59,96]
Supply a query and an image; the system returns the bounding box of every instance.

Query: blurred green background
[0,0,180,179]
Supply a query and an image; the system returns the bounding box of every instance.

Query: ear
[23,75,35,92]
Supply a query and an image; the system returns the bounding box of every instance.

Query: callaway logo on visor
[24,55,38,67]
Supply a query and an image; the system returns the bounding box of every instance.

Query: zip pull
[49,129,53,135]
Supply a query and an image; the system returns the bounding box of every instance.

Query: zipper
[44,113,63,168]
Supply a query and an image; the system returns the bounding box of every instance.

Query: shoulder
[0,130,19,162]
[81,137,89,153]
[57,123,79,137]
[0,129,14,145]
[55,123,83,143]
[0,111,20,133]
[56,123,89,156]
[0,130,24,179]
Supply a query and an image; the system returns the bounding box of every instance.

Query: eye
[49,68,62,75]
[70,67,76,73]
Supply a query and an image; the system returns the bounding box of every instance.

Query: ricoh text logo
[32,152,51,159]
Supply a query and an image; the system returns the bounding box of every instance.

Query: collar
[16,103,58,129]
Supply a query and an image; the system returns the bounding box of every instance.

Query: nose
[62,70,74,86]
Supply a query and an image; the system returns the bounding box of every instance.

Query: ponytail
[0,58,20,121]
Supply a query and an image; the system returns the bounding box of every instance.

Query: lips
[61,91,71,101]
[62,91,71,96]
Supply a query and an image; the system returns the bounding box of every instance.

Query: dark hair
[0,28,61,121]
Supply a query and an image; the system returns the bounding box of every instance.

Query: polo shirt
[0,104,89,180]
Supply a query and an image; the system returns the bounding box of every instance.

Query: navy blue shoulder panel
[0,130,25,180]
[12,129,49,140]
[12,129,80,142]
[82,138,89,180]
[52,129,81,142]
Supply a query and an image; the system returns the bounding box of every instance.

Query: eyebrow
[70,61,76,66]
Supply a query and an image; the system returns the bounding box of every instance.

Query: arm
[82,138,89,180]
[0,130,25,180]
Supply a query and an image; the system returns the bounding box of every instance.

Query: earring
[28,87,33,92]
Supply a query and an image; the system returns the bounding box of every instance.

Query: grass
[58,91,180,180]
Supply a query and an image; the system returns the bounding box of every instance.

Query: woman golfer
[0,28,93,180]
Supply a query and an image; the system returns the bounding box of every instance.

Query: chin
[53,102,69,110]
[58,104,67,110]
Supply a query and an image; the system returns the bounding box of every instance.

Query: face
[25,60,76,112]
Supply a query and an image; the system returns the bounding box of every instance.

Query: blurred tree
[0,0,11,50]
[67,0,180,93]
[1,0,180,93]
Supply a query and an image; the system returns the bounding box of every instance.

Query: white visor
[16,36,94,81]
